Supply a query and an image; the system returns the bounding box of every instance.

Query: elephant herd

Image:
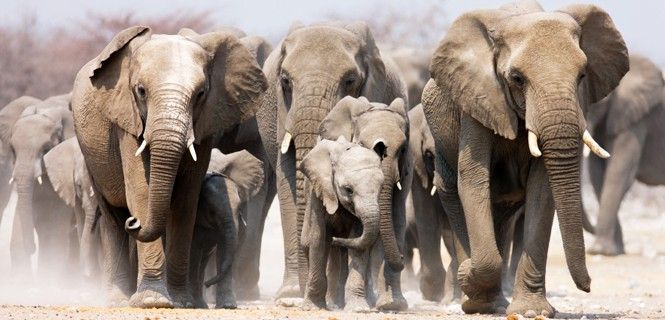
[1,0,664,317]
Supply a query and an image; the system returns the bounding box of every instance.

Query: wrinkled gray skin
[189,149,264,309]
[422,1,628,316]
[318,97,411,311]
[0,94,76,277]
[44,137,102,281]
[404,104,461,303]
[254,21,407,299]
[71,26,267,308]
[384,48,431,108]
[0,96,42,227]
[299,138,384,311]
[584,55,665,256]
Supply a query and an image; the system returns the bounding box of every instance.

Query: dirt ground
[0,177,663,319]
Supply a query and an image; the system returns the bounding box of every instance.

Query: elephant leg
[325,245,345,309]
[98,204,133,307]
[403,193,418,287]
[189,230,214,309]
[275,151,301,298]
[413,185,445,302]
[376,190,408,312]
[234,164,276,300]
[504,210,524,297]
[344,229,371,312]
[214,229,238,309]
[589,125,645,256]
[441,211,462,304]
[302,223,329,310]
[507,159,555,317]
[130,239,170,308]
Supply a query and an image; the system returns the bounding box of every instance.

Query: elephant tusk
[188,144,197,162]
[37,176,42,185]
[89,186,95,197]
[8,177,13,185]
[430,185,437,196]
[281,132,292,154]
[135,140,147,157]
[125,216,141,230]
[396,181,402,191]
[528,131,542,157]
[583,130,610,159]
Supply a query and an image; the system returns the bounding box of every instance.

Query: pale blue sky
[3,0,664,65]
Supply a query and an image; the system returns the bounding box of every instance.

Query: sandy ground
[0,174,663,319]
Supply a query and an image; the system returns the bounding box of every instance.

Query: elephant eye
[280,73,291,90]
[509,71,525,87]
[579,72,586,82]
[425,150,434,159]
[196,88,205,102]
[343,186,353,196]
[135,85,147,100]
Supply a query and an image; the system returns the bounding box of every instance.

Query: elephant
[181,27,276,300]
[44,136,102,280]
[254,21,408,300]
[404,104,461,303]
[384,48,431,108]
[421,1,628,316]
[70,26,267,308]
[0,96,42,226]
[318,96,410,310]
[189,149,264,309]
[584,55,665,256]
[0,94,77,277]
[299,137,385,311]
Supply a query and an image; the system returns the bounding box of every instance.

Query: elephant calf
[300,137,387,312]
[189,149,264,309]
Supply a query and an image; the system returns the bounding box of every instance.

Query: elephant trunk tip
[388,255,405,272]
[124,216,161,242]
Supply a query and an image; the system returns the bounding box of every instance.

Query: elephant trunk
[537,105,591,292]
[12,166,37,260]
[332,203,380,251]
[126,103,190,242]
[80,207,99,278]
[378,161,404,271]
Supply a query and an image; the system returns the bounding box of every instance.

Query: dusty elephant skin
[253,21,407,300]
[188,149,265,309]
[584,55,665,256]
[422,2,628,317]
[0,94,76,278]
[70,26,267,308]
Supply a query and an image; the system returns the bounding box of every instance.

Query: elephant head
[319,96,409,271]
[408,104,436,194]
[429,4,628,291]
[85,26,267,241]
[207,148,265,203]
[300,137,384,251]
[0,97,74,258]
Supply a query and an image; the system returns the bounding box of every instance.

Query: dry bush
[0,11,216,106]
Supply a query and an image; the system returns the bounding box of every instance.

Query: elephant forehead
[338,146,381,168]
[133,36,208,81]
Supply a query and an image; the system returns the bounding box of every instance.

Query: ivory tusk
[431,185,437,196]
[89,186,95,197]
[135,140,147,157]
[583,130,610,159]
[8,177,13,185]
[281,132,292,154]
[528,131,542,157]
[396,181,402,191]
[189,144,197,162]
[37,176,42,185]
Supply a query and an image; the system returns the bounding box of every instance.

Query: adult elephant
[422,2,628,316]
[584,55,665,256]
[319,96,410,310]
[0,96,42,226]
[0,95,76,276]
[254,21,407,299]
[384,48,431,108]
[70,26,267,308]
[44,137,101,280]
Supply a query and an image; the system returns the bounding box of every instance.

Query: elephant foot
[461,295,509,314]
[275,278,301,299]
[507,293,555,318]
[420,272,445,302]
[106,286,130,307]
[192,295,208,309]
[236,282,260,301]
[457,258,503,301]
[169,289,195,309]
[129,279,173,308]
[301,298,326,311]
[588,237,624,256]
[376,291,408,312]
[215,295,238,309]
[344,297,371,313]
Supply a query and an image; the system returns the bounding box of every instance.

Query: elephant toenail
[524,309,537,317]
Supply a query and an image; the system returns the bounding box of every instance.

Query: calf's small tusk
[189,144,197,162]
[582,130,610,159]
[431,185,437,196]
[528,131,542,157]
[37,176,42,185]
[396,181,402,191]
[281,132,292,154]
[135,140,147,157]
[8,177,13,185]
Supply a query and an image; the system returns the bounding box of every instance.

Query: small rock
[506,313,524,320]
[525,310,537,318]
[580,316,588,320]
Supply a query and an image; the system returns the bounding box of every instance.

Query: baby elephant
[300,137,386,311]
[189,149,264,309]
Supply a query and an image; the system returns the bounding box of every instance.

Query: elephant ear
[408,105,431,190]
[300,139,342,214]
[0,96,41,144]
[44,137,79,207]
[208,149,265,200]
[89,26,151,138]
[605,55,664,136]
[344,22,390,102]
[430,10,518,140]
[191,31,268,142]
[319,96,372,141]
[240,36,273,68]
[560,4,629,105]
